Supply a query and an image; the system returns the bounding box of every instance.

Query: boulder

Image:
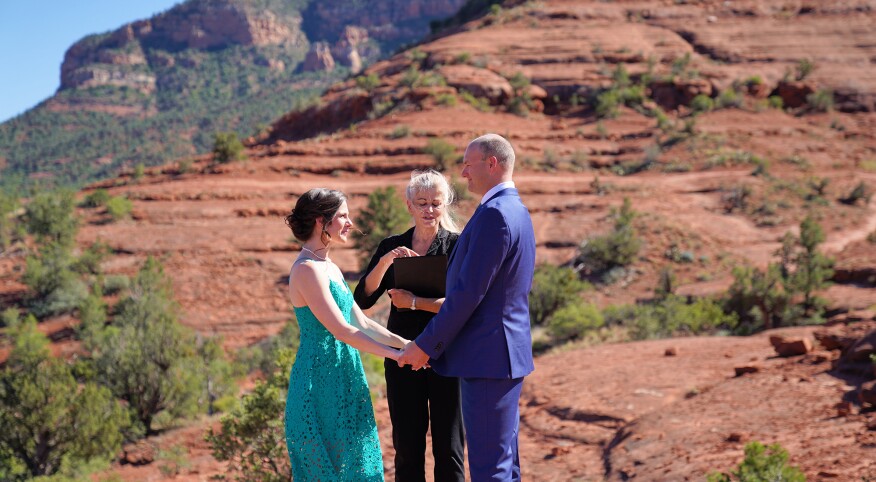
[121,440,156,466]
[771,80,816,109]
[734,365,760,376]
[769,335,812,357]
[842,329,876,363]
[438,65,513,104]
[860,380,876,407]
[648,78,713,110]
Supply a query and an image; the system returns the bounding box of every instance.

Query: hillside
[2,0,876,480]
[0,0,466,189]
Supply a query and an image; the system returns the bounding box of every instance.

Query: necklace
[300,246,328,261]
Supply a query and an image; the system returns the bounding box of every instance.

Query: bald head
[468,133,515,173]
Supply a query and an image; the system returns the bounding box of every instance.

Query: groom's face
[461,145,493,196]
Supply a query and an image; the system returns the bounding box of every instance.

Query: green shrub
[795,58,815,81]
[547,299,604,342]
[576,198,641,276]
[434,92,458,106]
[460,90,492,112]
[133,162,145,181]
[454,52,472,64]
[690,94,714,114]
[105,196,133,221]
[0,192,19,250]
[399,66,421,88]
[595,89,621,118]
[212,132,246,164]
[670,53,693,79]
[768,95,784,109]
[423,138,459,172]
[716,89,743,109]
[707,441,805,482]
[806,89,833,112]
[355,72,381,92]
[506,72,535,117]
[354,187,410,269]
[389,125,411,139]
[206,349,295,482]
[102,274,130,295]
[529,264,589,326]
[81,189,110,208]
[605,296,737,341]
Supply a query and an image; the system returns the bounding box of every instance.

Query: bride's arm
[350,304,408,349]
[291,263,402,360]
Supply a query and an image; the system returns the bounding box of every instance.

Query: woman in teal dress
[284,188,409,481]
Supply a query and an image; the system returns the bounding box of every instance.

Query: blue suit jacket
[415,187,536,379]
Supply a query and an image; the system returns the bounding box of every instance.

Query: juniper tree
[354,186,410,269]
[93,257,202,434]
[0,315,128,479]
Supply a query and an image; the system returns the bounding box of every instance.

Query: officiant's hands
[380,246,419,268]
[388,288,415,309]
[398,341,430,370]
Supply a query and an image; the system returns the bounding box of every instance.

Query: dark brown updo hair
[285,188,347,242]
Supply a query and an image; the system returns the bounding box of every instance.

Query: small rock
[835,401,853,417]
[866,417,876,431]
[121,440,156,466]
[769,335,813,357]
[735,365,760,377]
[550,446,571,457]
[664,347,678,357]
[726,432,745,443]
[707,15,718,23]
[859,380,876,407]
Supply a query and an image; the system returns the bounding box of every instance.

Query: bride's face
[324,201,353,244]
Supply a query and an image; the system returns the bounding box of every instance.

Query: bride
[284,188,408,481]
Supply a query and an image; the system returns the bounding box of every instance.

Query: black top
[354,226,459,341]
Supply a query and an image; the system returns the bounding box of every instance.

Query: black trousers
[385,361,466,482]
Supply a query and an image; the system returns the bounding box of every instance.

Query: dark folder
[393,255,447,306]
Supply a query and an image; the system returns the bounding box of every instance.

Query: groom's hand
[397,341,430,370]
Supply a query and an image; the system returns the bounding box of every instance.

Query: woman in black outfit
[354,169,465,482]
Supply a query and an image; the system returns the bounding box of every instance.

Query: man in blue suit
[398,133,536,481]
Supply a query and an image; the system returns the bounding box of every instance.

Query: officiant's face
[408,187,444,229]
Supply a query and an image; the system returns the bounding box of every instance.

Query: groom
[398,133,536,481]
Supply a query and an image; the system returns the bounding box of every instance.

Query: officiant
[353,169,465,482]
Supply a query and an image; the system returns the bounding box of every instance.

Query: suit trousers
[385,361,466,482]
[460,377,524,482]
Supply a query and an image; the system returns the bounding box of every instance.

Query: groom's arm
[414,207,510,360]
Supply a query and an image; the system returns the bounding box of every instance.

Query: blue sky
[0,0,182,123]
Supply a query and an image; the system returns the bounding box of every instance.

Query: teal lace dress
[285,278,384,481]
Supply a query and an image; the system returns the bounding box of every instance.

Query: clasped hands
[397,341,430,370]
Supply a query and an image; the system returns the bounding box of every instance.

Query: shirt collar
[480,181,515,205]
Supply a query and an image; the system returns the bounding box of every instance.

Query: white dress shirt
[480,181,515,205]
